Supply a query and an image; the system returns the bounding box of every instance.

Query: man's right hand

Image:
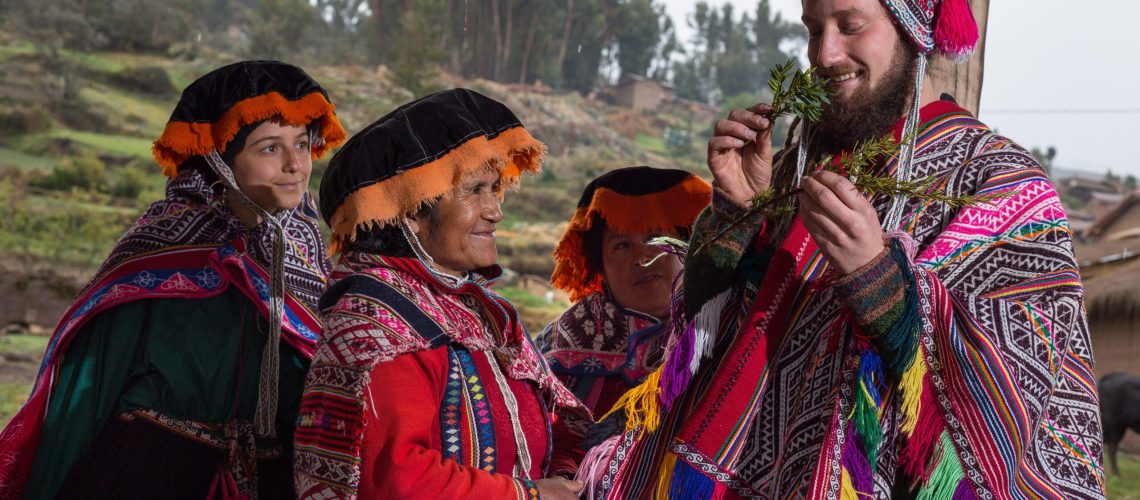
[707,103,776,206]
[534,477,584,500]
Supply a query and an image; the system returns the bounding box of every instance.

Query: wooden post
[927,0,990,116]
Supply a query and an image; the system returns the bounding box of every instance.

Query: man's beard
[812,42,917,155]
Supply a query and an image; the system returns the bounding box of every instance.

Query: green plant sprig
[765,58,831,123]
[690,134,1011,259]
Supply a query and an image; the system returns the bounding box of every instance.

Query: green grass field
[634,132,669,156]
[493,284,570,334]
[1109,453,1140,499]
[50,130,154,159]
[0,146,56,170]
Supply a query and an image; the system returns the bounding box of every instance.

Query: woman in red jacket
[294,88,588,499]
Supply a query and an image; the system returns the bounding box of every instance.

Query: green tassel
[853,351,884,469]
[916,431,966,500]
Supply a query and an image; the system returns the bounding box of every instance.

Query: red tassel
[901,377,944,482]
[207,466,249,500]
[933,0,978,62]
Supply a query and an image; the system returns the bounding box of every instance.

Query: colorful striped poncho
[580,99,1104,499]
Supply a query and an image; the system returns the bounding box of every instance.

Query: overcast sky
[660,0,1140,178]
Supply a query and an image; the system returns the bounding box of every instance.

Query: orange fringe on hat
[551,175,711,301]
[327,126,545,254]
[152,91,347,177]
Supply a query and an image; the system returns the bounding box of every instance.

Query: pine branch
[691,133,1011,259]
[685,59,1013,261]
[765,59,831,122]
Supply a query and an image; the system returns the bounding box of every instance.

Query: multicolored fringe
[838,236,973,498]
[599,288,734,437]
[660,290,734,410]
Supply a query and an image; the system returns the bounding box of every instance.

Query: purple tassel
[840,422,874,495]
[660,322,697,409]
[952,479,977,500]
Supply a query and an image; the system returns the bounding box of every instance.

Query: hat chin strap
[204,150,287,439]
[882,52,928,232]
[399,218,468,284]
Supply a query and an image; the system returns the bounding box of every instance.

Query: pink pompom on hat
[881,0,979,62]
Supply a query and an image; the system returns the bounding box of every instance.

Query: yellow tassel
[840,468,859,500]
[654,451,678,499]
[600,367,663,434]
[899,345,928,436]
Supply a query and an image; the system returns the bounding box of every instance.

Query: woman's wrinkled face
[601,228,682,320]
[230,120,312,213]
[411,168,504,275]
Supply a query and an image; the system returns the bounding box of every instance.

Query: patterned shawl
[93,168,330,309]
[537,291,665,383]
[583,100,1104,499]
[294,252,585,498]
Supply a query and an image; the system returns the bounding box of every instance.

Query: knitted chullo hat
[551,166,712,302]
[152,60,347,176]
[881,0,979,61]
[320,88,545,254]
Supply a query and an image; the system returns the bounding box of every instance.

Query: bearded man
[575,0,1106,498]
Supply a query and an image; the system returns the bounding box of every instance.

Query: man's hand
[797,171,885,275]
[707,103,776,206]
[534,477,584,500]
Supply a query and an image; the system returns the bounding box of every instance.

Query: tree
[85,0,194,52]
[244,0,319,59]
[311,0,373,63]
[8,0,102,107]
[388,0,447,97]
[613,0,662,77]
[671,0,803,105]
[1030,146,1056,177]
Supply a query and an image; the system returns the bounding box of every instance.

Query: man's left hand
[798,171,884,275]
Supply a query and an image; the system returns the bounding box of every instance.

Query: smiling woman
[0,60,346,500]
[408,167,505,275]
[295,88,591,500]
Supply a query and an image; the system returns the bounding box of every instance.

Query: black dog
[1099,372,1140,476]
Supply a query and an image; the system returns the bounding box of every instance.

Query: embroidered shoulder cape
[538,292,669,416]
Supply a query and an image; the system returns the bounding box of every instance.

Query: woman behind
[0,61,346,499]
[294,88,588,500]
[537,167,711,417]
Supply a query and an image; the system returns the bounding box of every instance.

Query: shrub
[0,107,51,136]
[110,66,175,96]
[31,154,107,192]
[110,165,146,199]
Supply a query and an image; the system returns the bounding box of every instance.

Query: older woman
[294,88,587,500]
[538,167,711,417]
[0,61,346,499]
